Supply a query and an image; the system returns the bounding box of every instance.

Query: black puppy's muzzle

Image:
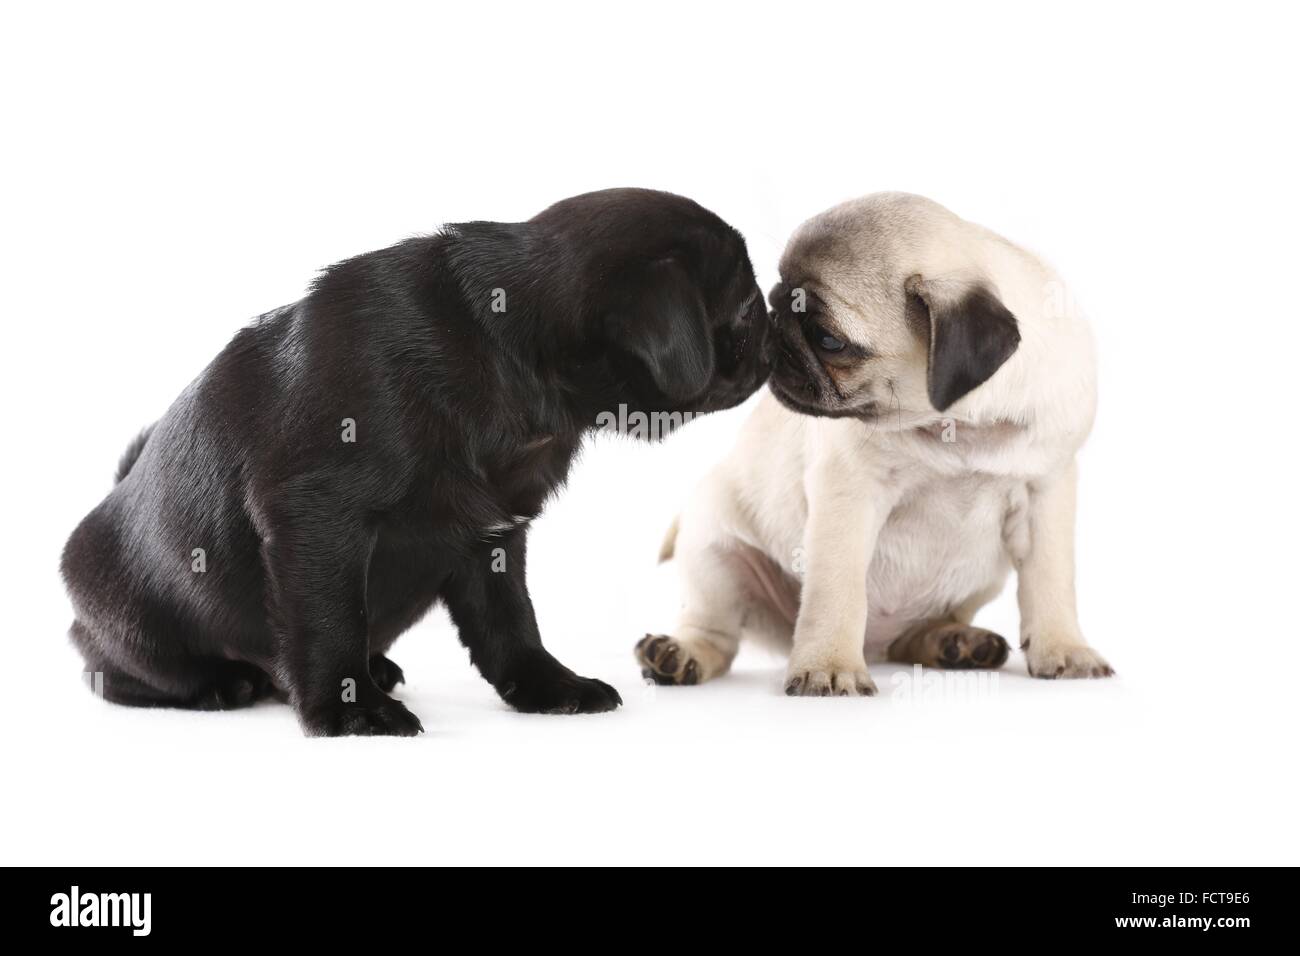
[699,295,773,411]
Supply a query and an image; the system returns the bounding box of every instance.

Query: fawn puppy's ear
[906,274,1020,412]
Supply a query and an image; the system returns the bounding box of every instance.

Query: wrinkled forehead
[776,215,900,315]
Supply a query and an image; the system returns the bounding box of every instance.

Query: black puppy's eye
[815,327,846,352]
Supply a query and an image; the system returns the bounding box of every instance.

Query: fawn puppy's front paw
[1023,638,1114,679]
[784,649,877,697]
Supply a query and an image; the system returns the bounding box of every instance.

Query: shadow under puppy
[63,188,771,734]
[638,192,1111,695]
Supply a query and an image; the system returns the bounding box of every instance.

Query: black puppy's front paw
[500,668,622,715]
[301,692,424,737]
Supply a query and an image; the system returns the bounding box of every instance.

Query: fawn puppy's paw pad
[937,626,1010,670]
[635,634,702,686]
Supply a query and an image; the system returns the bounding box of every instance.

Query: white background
[2,1,1297,866]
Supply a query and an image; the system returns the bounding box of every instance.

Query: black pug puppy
[62,188,771,736]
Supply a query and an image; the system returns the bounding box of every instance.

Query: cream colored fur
[653,193,1111,694]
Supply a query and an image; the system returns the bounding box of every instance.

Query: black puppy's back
[64,238,482,706]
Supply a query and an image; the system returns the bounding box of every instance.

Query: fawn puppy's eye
[815,326,846,352]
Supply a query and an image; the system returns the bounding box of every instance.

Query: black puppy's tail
[114,424,156,484]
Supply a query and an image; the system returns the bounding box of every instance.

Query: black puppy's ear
[906,275,1020,412]
[607,256,714,402]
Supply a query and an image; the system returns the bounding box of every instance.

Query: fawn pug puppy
[637,192,1112,695]
[63,188,772,734]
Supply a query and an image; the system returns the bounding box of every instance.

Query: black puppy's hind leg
[262,514,422,737]
[72,622,273,711]
[442,531,621,714]
[369,654,406,693]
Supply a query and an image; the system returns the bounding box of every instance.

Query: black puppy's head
[520,189,771,424]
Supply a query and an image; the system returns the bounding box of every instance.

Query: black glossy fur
[62,188,771,736]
